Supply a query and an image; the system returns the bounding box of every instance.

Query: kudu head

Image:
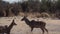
[21,16,27,21]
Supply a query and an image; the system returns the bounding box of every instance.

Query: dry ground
[0,16,60,34]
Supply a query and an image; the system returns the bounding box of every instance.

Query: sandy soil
[0,16,60,34]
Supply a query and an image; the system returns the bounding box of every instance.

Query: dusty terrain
[0,16,60,34]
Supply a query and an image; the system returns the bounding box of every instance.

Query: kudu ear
[12,19,14,22]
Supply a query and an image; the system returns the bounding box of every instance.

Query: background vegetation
[0,0,60,19]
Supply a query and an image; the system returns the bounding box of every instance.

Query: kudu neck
[24,18,30,25]
[8,23,14,30]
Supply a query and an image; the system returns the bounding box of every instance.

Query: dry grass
[0,17,60,34]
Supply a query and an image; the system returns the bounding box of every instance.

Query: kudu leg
[31,27,34,34]
[44,27,48,34]
[40,28,45,34]
[31,27,34,32]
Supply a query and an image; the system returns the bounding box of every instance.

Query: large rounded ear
[12,19,14,22]
[11,19,14,23]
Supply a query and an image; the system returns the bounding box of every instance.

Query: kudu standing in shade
[0,19,17,34]
[21,16,48,34]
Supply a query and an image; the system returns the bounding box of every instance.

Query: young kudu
[21,16,48,34]
[0,19,17,34]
